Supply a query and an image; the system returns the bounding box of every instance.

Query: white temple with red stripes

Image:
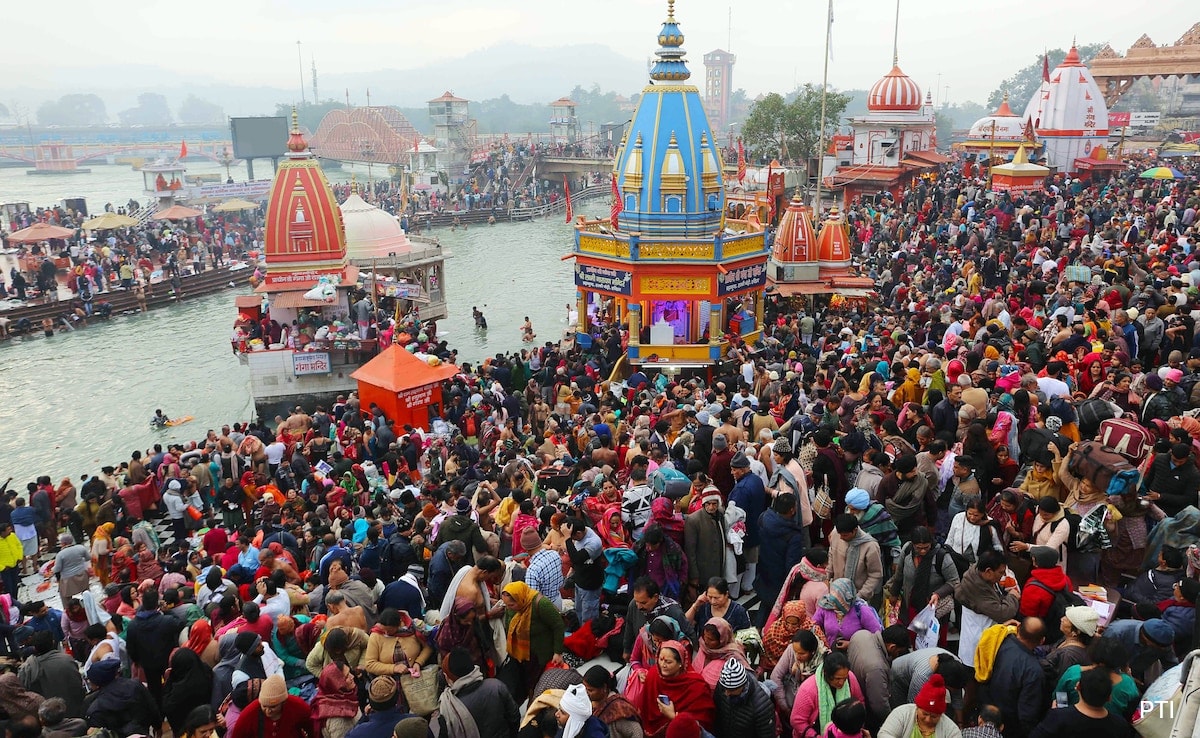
[830,58,947,206]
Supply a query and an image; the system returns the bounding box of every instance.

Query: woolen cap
[368,675,397,703]
[718,658,749,688]
[712,434,729,450]
[915,674,948,715]
[455,497,472,514]
[773,437,792,455]
[1143,618,1175,646]
[394,718,431,738]
[259,674,288,705]
[1064,605,1099,636]
[729,452,751,469]
[1030,546,1060,569]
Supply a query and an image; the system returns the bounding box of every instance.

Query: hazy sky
[8,0,1197,104]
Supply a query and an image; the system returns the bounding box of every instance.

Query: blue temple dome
[613,0,724,238]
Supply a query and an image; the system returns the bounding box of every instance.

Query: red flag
[564,176,573,224]
[179,140,188,159]
[610,173,622,231]
[1042,52,1050,83]
[737,137,746,183]
[1023,117,1037,142]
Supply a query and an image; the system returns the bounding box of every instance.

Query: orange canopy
[6,222,75,243]
[152,204,204,220]
[350,344,459,392]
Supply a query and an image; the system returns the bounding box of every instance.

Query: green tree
[119,93,172,126]
[36,94,107,126]
[986,44,1105,111]
[741,84,849,164]
[178,95,225,125]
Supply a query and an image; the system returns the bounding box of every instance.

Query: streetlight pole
[297,41,306,105]
[812,0,833,217]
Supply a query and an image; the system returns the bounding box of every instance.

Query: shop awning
[234,295,260,309]
[904,149,953,165]
[771,283,874,297]
[271,290,346,309]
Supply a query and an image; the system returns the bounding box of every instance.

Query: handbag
[812,485,834,519]
[399,664,441,717]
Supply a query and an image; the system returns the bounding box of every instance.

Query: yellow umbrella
[212,198,262,213]
[82,212,138,230]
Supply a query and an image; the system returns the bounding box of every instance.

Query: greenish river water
[0,162,597,483]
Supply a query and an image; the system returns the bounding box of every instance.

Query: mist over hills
[0,43,650,121]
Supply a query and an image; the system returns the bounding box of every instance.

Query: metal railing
[508,183,608,221]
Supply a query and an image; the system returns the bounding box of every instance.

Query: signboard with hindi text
[293,352,332,376]
[575,263,633,295]
[717,262,767,296]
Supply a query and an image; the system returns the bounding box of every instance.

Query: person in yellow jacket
[0,521,23,598]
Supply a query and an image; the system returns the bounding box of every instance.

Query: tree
[986,44,1105,111]
[178,95,225,125]
[0,102,9,119]
[36,94,107,126]
[119,93,173,126]
[741,84,849,165]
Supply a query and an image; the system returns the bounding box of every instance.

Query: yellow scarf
[504,581,538,662]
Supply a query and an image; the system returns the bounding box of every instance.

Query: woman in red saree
[634,640,715,737]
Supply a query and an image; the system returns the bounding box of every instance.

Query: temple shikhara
[567,0,769,370]
[830,56,947,205]
[1025,45,1110,174]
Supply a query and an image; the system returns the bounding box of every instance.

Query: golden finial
[666,0,676,22]
[291,106,299,132]
[350,174,358,193]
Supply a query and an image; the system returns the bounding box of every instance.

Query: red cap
[915,674,948,715]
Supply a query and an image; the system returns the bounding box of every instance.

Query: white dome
[968,96,1024,142]
[338,193,412,261]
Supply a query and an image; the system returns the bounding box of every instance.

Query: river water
[0,162,596,483]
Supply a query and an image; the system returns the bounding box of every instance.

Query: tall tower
[703,49,736,131]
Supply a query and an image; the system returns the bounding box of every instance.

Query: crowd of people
[1,156,1199,738]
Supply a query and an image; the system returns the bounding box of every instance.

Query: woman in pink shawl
[649,496,685,548]
[692,617,750,688]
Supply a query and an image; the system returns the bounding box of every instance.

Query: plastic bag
[909,604,940,650]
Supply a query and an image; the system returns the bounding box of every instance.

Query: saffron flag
[564,176,573,224]
[179,140,188,160]
[610,173,622,231]
[1042,52,1050,83]
[737,138,746,183]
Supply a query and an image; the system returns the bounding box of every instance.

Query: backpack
[1076,398,1119,437]
[1067,440,1142,498]
[378,533,416,583]
[935,545,971,579]
[1026,578,1085,639]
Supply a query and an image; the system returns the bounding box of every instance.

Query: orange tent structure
[152,204,204,221]
[350,345,459,430]
[6,222,75,243]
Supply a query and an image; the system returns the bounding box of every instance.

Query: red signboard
[1108,112,1131,127]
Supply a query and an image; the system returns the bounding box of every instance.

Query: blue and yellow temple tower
[570,0,769,369]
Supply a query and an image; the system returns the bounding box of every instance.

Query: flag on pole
[1042,51,1050,83]
[564,176,573,224]
[737,138,746,184]
[610,173,622,231]
[179,140,188,160]
[766,162,775,220]
[827,1,835,60]
[1023,116,1037,142]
